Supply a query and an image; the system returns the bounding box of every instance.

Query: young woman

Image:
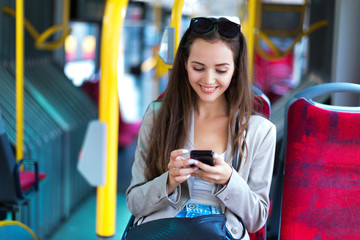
[126,17,276,240]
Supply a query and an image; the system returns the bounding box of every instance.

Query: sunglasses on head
[190,17,241,38]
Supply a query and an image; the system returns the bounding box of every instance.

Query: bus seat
[252,85,271,120]
[122,86,272,240]
[0,110,46,220]
[279,82,360,239]
[249,86,271,240]
[0,220,37,240]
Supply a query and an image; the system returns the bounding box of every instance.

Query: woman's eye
[193,67,204,72]
[216,70,227,74]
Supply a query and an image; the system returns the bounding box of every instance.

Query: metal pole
[96,0,129,239]
[16,0,24,161]
[170,0,184,57]
[246,0,261,82]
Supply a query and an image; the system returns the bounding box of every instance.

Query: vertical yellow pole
[244,0,261,82]
[170,0,184,57]
[97,0,128,238]
[16,0,24,161]
[62,0,70,34]
[153,0,162,33]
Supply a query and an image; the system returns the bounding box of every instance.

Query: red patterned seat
[280,83,360,239]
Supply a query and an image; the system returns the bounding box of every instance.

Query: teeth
[201,86,216,91]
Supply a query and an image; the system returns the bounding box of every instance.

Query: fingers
[169,159,199,177]
[191,153,232,185]
[193,153,222,171]
[171,156,189,169]
[167,165,197,194]
[169,149,201,169]
[167,149,199,192]
[170,149,189,159]
[169,167,196,181]
[213,153,223,164]
[168,149,232,188]
[168,149,189,168]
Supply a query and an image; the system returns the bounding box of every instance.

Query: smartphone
[190,150,215,166]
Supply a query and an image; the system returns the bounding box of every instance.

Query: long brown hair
[145,18,252,180]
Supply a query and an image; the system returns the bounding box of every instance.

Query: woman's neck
[193,96,230,153]
[194,96,229,119]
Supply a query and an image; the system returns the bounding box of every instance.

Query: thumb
[213,153,224,165]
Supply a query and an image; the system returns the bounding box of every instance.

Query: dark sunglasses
[190,17,241,38]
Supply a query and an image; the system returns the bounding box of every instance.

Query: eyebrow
[190,61,230,67]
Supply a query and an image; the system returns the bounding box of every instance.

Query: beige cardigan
[126,101,276,239]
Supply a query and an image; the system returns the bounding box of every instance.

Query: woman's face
[185,38,235,105]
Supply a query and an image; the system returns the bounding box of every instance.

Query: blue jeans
[175,203,236,240]
[175,202,221,218]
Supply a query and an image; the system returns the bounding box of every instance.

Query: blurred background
[0,0,359,239]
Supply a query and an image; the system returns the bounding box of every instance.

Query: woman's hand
[191,154,232,186]
[167,149,199,194]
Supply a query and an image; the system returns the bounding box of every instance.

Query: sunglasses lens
[190,17,241,38]
[191,18,214,34]
[218,21,240,38]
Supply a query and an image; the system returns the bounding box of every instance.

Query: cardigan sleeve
[215,116,276,233]
[126,102,181,218]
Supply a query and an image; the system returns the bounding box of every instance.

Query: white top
[187,110,227,208]
[190,176,219,206]
[189,152,226,208]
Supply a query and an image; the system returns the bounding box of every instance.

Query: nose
[203,70,215,84]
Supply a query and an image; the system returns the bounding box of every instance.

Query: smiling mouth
[199,85,218,93]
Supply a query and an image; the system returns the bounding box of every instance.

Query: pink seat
[20,171,47,193]
[280,83,360,239]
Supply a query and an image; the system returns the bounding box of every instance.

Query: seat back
[249,86,270,240]
[0,110,18,203]
[252,85,271,120]
[280,83,360,239]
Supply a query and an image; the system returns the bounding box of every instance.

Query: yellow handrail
[3,0,71,51]
[97,0,129,237]
[255,20,328,60]
[16,0,24,162]
[245,0,261,82]
[170,0,184,57]
[140,0,162,74]
[142,0,184,80]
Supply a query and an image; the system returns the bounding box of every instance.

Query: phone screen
[190,150,214,166]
